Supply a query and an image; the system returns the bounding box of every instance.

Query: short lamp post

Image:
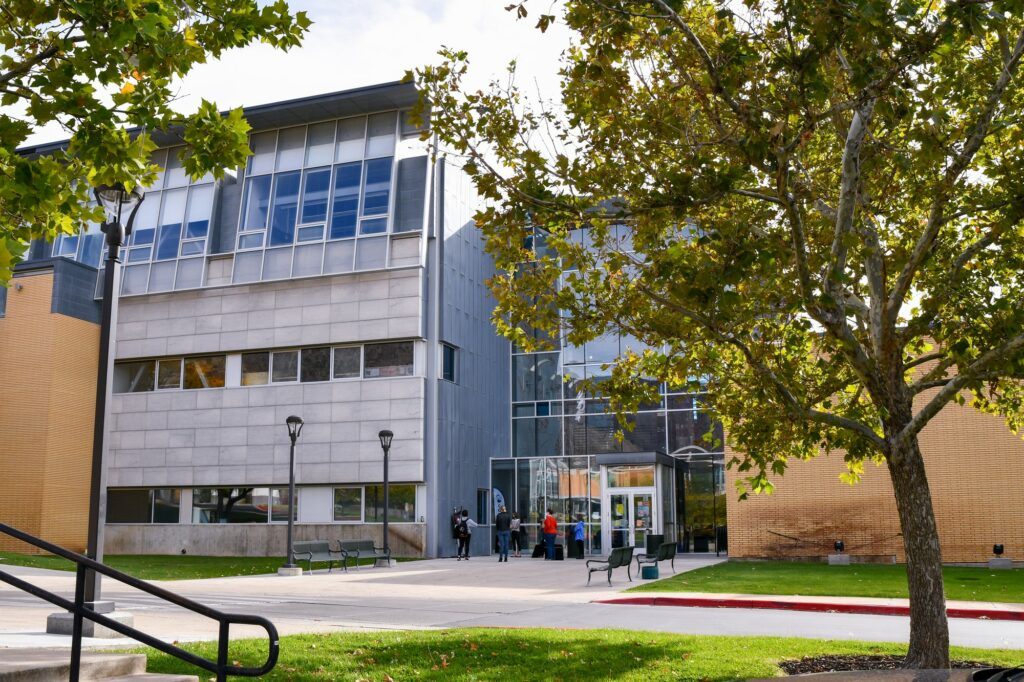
[85,183,145,606]
[378,430,393,566]
[280,416,303,575]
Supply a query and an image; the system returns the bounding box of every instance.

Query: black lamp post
[282,416,304,571]
[378,430,393,565]
[84,183,145,606]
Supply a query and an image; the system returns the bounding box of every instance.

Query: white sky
[23,0,571,147]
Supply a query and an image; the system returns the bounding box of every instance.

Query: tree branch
[887,25,1024,321]
[635,281,886,450]
[900,332,1024,443]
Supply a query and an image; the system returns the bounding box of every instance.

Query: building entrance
[607,489,656,548]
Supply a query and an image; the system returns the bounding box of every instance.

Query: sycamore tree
[0,0,310,281]
[414,0,1024,668]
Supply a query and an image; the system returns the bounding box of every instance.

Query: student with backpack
[455,509,478,560]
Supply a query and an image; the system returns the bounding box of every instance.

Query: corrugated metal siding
[432,162,510,556]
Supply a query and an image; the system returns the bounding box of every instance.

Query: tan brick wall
[0,271,98,553]
[726,398,1024,563]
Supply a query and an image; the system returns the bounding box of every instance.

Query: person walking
[542,509,558,561]
[510,512,522,558]
[455,509,478,561]
[495,505,512,562]
[573,515,585,559]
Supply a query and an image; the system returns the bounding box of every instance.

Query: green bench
[586,546,634,586]
[635,541,677,575]
[335,539,391,570]
[291,540,344,574]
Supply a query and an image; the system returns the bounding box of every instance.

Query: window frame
[441,343,458,383]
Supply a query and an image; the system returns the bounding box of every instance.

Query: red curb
[593,596,1024,622]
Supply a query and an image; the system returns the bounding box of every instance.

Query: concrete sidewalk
[598,592,1024,621]
[2,555,1023,652]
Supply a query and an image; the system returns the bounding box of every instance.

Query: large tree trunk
[886,436,950,669]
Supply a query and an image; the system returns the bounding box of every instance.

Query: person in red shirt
[542,509,558,560]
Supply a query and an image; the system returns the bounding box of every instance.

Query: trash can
[645,534,664,556]
[641,565,659,580]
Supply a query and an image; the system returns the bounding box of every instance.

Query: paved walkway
[1,556,1022,652]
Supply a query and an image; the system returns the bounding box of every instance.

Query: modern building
[14,82,509,559]
[7,81,1020,563]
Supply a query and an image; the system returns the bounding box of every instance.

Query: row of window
[113,341,415,393]
[106,485,418,524]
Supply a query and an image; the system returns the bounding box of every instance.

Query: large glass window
[333,487,362,522]
[113,360,155,393]
[184,355,226,389]
[106,489,153,523]
[329,163,361,239]
[441,344,457,383]
[157,359,182,389]
[234,113,405,280]
[300,168,331,226]
[332,346,360,379]
[269,171,301,246]
[364,484,416,522]
[272,351,299,383]
[363,342,413,378]
[300,347,331,383]
[241,352,269,386]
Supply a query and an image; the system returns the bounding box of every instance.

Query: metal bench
[635,541,677,575]
[586,546,634,586]
[335,539,391,569]
[291,540,344,574]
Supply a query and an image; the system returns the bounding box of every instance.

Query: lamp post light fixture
[280,416,304,574]
[378,430,393,566]
[84,182,145,606]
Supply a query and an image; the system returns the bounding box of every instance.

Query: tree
[0,0,310,281]
[414,0,1024,668]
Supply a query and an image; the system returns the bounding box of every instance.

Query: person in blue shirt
[574,515,585,559]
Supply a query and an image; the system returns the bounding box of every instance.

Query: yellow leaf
[184,26,198,47]
[120,82,135,94]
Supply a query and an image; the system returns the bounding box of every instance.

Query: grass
[627,560,1024,602]
[0,552,404,581]
[138,629,1024,681]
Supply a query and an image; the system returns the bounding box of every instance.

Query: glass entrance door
[607,489,657,549]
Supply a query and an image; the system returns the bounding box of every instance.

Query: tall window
[233,112,400,283]
[441,343,457,383]
[118,147,216,295]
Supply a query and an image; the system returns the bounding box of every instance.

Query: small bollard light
[834,540,845,553]
[994,544,1005,556]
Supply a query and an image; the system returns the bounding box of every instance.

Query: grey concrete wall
[431,161,511,557]
[114,267,423,360]
[105,522,427,557]
[108,376,425,487]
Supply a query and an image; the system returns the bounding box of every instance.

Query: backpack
[456,519,469,540]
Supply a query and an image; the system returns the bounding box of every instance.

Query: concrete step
[0,650,145,681]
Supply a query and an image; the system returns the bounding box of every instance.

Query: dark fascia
[16,80,421,157]
[594,450,675,468]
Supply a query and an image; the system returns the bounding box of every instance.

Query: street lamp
[378,430,393,566]
[84,182,145,607]
[281,416,304,573]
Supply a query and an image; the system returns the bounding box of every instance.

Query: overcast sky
[24,1,571,146]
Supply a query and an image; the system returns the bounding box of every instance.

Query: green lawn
[138,629,1023,681]
[627,560,1024,602]
[0,552,400,581]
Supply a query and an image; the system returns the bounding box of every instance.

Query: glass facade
[233,112,407,283]
[496,224,727,555]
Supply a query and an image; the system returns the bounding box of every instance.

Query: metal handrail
[0,522,279,681]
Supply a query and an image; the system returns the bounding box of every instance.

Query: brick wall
[0,271,99,553]
[725,395,1024,563]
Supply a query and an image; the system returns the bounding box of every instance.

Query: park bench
[291,540,344,574]
[635,541,677,576]
[335,538,391,570]
[586,546,634,586]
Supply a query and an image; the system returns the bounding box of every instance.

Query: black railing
[0,522,279,681]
